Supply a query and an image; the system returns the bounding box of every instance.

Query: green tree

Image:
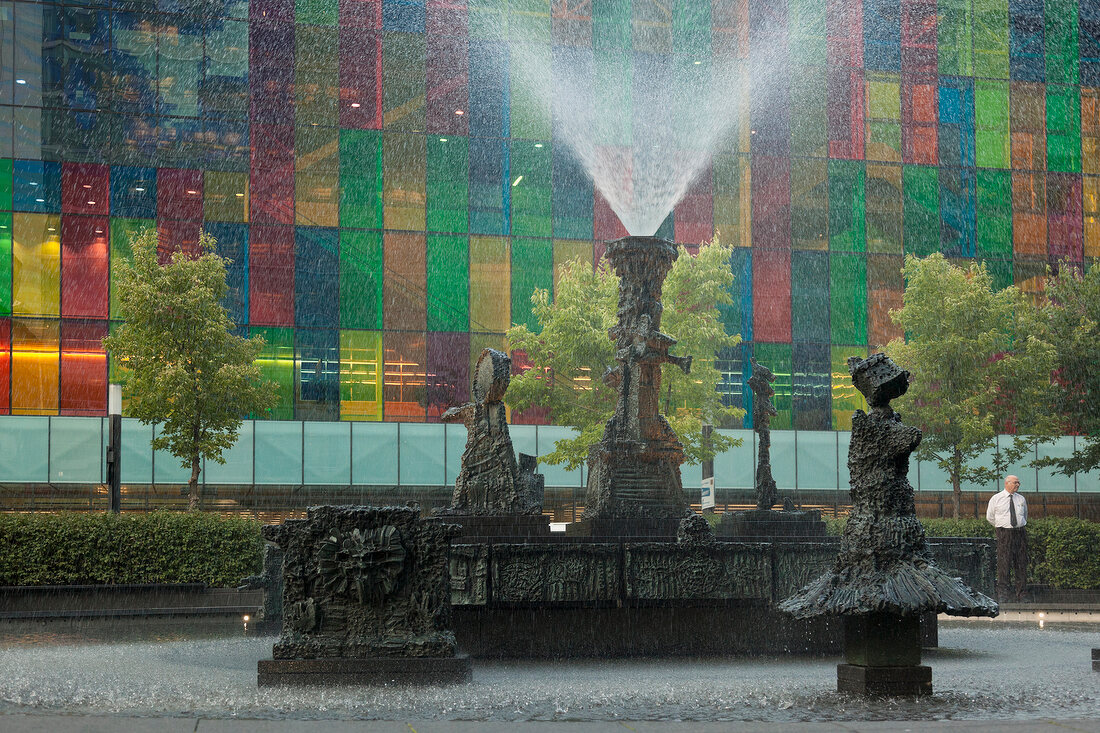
[506,237,745,470]
[886,253,1057,518]
[104,229,277,510]
[1033,265,1100,475]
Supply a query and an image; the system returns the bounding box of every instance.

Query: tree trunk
[951,448,962,519]
[188,454,201,511]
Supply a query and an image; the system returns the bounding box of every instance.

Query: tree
[104,229,277,510]
[506,237,745,470]
[1033,265,1100,475]
[885,253,1057,518]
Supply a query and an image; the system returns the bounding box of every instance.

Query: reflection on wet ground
[0,618,1096,723]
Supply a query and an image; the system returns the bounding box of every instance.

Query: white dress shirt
[986,489,1027,529]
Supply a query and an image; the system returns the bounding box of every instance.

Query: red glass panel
[157,169,203,222]
[426,33,470,135]
[249,66,294,124]
[340,0,382,28]
[61,163,109,216]
[339,29,383,130]
[751,155,791,249]
[828,68,866,159]
[157,220,202,262]
[250,169,295,225]
[901,0,937,73]
[60,319,107,415]
[427,0,468,36]
[426,331,469,421]
[0,319,9,414]
[384,331,426,421]
[251,0,294,24]
[1048,174,1083,264]
[752,248,792,343]
[250,21,294,67]
[902,75,938,164]
[509,348,550,425]
[593,190,629,241]
[60,215,109,318]
[250,225,295,326]
[250,124,295,168]
[674,167,713,246]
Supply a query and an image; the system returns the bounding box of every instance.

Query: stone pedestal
[838,613,930,696]
[716,509,826,539]
[258,656,471,686]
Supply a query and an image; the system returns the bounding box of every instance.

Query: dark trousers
[995,527,1028,601]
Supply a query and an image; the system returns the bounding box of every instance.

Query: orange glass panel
[11,318,59,415]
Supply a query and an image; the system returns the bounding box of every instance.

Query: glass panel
[426,136,469,233]
[304,421,351,485]
[1036,435,1076,493]
[203,421,253,485]
[714,428,754,490]
[382,232,426,330]
[426,233,469,332]
[768,429,797,498]
[340,229,383,330]
[12,212,60,317]
[352,421,399,485]
[469,235,509,332]
[253,326,294,419]
[0,414,48,482]
[444,420,466,486]
[120,417,153,485]
[960,443,1000,493]
[383,331,426,421]
[340,329,384,421]
[398,422,445,485]
[795,430,838,492]
[535,424,584,488]
[295,328,339,421]
[153,424,193,485]
[510,237,552,332]
[11,317,58,414]
[254,420,303,485]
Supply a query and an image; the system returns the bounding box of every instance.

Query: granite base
[257,656,472,686]
[836,663,932,696]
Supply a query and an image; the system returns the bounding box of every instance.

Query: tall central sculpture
[580,236,693,532]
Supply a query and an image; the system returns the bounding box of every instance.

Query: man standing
[986,475,1029,602]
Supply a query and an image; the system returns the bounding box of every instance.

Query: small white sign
[701,477,715,510]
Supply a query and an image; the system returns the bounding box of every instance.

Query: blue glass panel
[1083,6,1100,86]
[382,0,425,32]
[352,422,399,485]
[714,428,753,490]
[863,0,902,72]
[792,343,831,431]
[304,421,351,485]
[204,119,250,171]
[510,424,537,461]
[1036,436,1076,493]
[534,424,584,488]
[205,221,249,325]
[795,430,838,491]
[551,143,593,240]
[204,421,253,484]
[444,421,466,486]
[398,422,446,485]
[940,167,976,257]
[1009,0,1045,81]
[295,328,339,419]
[469,136,507,235]
[109,166,157,218]
[153,423,194,485]
[938,77,975,168]
[468,41,508,138]
[0,415,48,482]
[294,226,338,328]
[13,160,61,213]
[119,418,153,484]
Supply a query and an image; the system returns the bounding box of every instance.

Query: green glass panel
[340,330,383,421]
[594,48,631,145]
[938,0,973,76]
[1045,0,1079,86]
[973,0,1009,79]
[791,251,829,343]
[0,212,9,315]
[511,43,551,139]
[340,130,383,229]
[382,32,426,131]
[426,233,470,332]
[830,253,868,346]
[983,258,1013,290]
[903,165,939,256]
[204,171,249,223]
[340,230,383,330]
[509,0,551,42]
[510,141,552,237]
[109,217,154,319]
[829,159,866,253]
[976,169,1012,258]
[975,80,1010,169]
[427,137,469,233]
[1047,86,1082,173]
[865,165,903,254]
[752,343,792,430]
[252,326,295,420]
[788,0,826,66]
[790,66,827,157]
[469,0,508,40]
[867,122,902,162]
[296,0,337,26]
[593,0,631,49]
[510,237,552,333]
[0,159,11,210]
[673,0,711,55]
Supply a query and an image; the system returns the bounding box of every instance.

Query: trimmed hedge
[0,512,263,587]
[822,515,1100,590]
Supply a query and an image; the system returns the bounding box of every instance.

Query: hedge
[0,512,263,587]
[823,516,1100,590]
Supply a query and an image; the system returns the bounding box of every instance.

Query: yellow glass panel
[469,235,510,332]
[382,132,426,231]
[295,171,339,227]
[831,345,868,430]
[204,171,249,222]
[11,318,59,415]
[866,78,901,120]
[340,330,383,421]
[1085,177,1100,258]
[12,213,60,317]
[552,239,593,289]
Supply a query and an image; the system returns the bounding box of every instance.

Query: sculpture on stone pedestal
[748,357,780,511]
[780,352,997,695]
[581,236,693,529]
[436,348,543,517]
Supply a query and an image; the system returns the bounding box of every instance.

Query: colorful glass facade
[0,0,1096,429]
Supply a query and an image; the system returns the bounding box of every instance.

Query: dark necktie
[1009,494,1018,528]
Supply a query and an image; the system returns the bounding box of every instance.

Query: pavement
[2,716,1100,732]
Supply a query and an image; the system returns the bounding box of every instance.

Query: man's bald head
[1005,475,1021,493]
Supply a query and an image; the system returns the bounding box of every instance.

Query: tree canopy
[506,237,745,471]
[1034,264,1100,475]
[103,229,277,510]
[886,253,1057,518]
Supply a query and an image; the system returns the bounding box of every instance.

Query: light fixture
[439,138,447,142]
[82,184,92,189]
[15,79,26,84]
[235,192,244,197]
[454,109,464,115]
[350,102,361,108]
[186,190,197,195]
[134,187,145,192]
[534,143,543,148]
[47,227,55,232]
[95,228,103,234]
[35,197,44,202]
[242,614,251,622]
[87,200,96,205]
[29,181,38,186]
[694,60,702,65]
[512,175,523,187]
